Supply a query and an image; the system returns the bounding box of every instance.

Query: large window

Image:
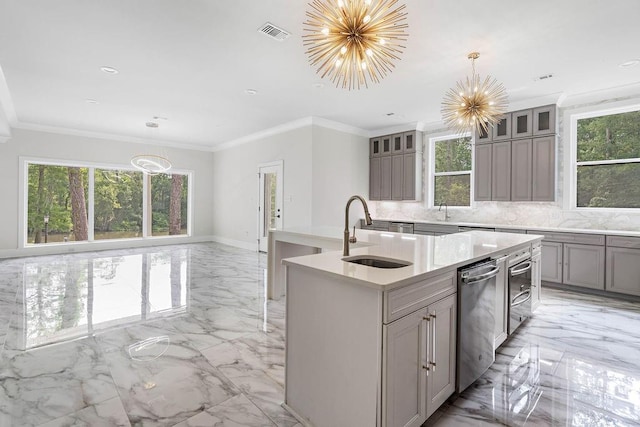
[24,160,191,245]
[431,135,473,207]
[575,108,640,209]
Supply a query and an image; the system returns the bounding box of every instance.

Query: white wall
[370,91,640,232]
[211,124,369,248]
[211,126,313,249]
[311,126,369,227]
[0,128,215,256]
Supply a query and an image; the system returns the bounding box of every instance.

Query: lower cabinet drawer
[384,270,456,324]
[607,235,640,249]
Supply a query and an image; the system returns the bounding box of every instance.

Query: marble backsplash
[369,201,640,232]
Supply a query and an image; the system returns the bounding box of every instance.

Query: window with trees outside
[575,108,640,209]
[26,161,190,245]
[431,135,472,207]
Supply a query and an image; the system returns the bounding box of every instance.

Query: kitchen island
[281,229,542,427]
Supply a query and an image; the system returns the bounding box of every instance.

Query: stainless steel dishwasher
[457,259,500,392]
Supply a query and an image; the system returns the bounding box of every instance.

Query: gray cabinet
[532,230,605,290]
[392,133,404,154]
[511,139,532,201]
[383,308,426,427]
[606,236,640,296]
[392,155,404,201]
[494,255,509,350]
[425,294,456,418]
[531,244,542,312]
[511,109,533,138]
[563,243,605,290]
[474,144,492,201]
[540,241,563,283]
[381,156,392,200]
[532,136,556,201]
[369,157,381,200]
[533,105,556,136]
[383,292,456,427]
[492,115,511,141]
[491,141,511,201]
[474,123,493,144]
[369,131,422,201]
[403,153,416,200]
[413,223,458,236]
[473,104,556,202]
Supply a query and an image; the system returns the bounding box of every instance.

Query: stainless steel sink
[342,256,412,269]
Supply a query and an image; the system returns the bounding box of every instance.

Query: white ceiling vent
[258,22,290,41]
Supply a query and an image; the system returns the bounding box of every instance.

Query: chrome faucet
[439,201,450,221]
[344,195,372,256]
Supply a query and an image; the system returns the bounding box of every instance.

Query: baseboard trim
[0,235,216,259]
[281,402,313,427]
[210,235,257,252]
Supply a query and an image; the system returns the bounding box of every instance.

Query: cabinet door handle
[431,313,437,372]
[422,365,430,371]
[423,316,430,321]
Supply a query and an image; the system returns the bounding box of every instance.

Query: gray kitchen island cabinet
[383,291,456,427]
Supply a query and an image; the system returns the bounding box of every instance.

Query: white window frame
[18,156,193,248]
[568,102,640,211]
[428,132,474,208]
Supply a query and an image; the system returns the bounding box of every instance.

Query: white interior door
[258,161,283,252]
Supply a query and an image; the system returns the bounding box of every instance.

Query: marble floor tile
[2,242,639,427]
[173,394,276,427]
[36,397,131,427]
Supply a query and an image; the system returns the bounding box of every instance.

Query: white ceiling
[0,0,639,151]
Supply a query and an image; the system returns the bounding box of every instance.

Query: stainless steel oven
[508,248,533,334]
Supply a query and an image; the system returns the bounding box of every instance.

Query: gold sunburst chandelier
[441,52,508,136]
[303,0,408,90]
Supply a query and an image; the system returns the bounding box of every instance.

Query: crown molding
[212,116,369,152]
[13,122,212,152]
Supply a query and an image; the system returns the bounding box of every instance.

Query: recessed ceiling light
[619,59,640,68]
[85,99,99,104]
[100,66,119,75]
[245,89,258,95]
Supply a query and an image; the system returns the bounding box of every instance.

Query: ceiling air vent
[258,22,290,41]
[534,74,554,82]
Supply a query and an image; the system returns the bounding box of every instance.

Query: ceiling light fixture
[131,122,172,175]
[245,89,258,95]
[85,99,99,104]
[441,52,508,136]
[130,154,172,175]
[303,0,408,90]
[100,66,119,75]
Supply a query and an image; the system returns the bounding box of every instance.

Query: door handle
[276,215,281,218]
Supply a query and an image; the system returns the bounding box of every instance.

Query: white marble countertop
[281,229,542,291]
[370,217,640,237]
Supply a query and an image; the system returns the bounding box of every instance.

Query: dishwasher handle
[510,260,532,276]
[462,266,500,285]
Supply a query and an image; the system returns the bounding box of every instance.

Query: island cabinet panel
[563,243,605,290]
[531,243,542,312]
[384,270,456,323]
[383,293,456,427]
[491,141,511,201]
[426,294,457,418]
[494,255,509,350]
[474,144,492,201]
[383,309,427,427]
